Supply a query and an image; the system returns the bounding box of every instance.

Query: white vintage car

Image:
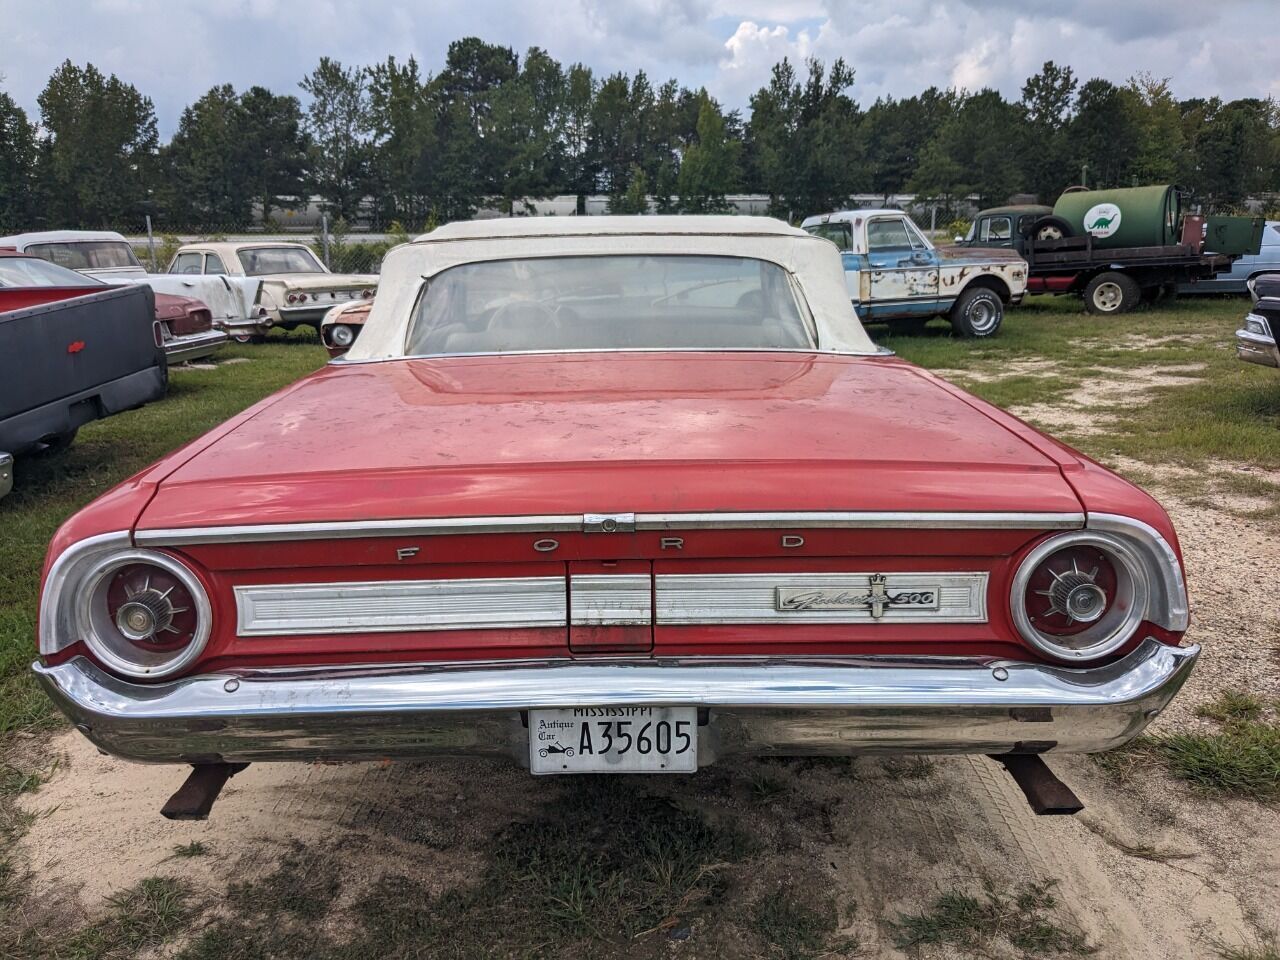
[168,241,376,338]
[0,230,261,341]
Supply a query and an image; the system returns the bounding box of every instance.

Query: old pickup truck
[0,253,167,486]
[801,209,1027,338]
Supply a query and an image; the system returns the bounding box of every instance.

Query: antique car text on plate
[32,216,1197,818]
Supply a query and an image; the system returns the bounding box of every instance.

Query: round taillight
[330,323,355,347]
[76,551,211,679]
[286,293,298,304]
[361,288,373,299]
[1010,532,1148,662]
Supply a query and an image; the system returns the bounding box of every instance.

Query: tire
[33,429,78,457]
[1083,271,1141,315]
[949,287,1004,338]
[1031,215,1073,243]
[231,333,267,344]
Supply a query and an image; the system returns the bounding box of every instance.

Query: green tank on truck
[958,185,1263,314]
[1053,185,1181,249]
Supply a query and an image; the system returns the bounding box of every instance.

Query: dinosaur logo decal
[1084,203,1122,239]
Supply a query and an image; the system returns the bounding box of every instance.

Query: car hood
[136,353,1083,530]
[260,274,377,291]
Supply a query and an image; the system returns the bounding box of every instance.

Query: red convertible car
[34,217,1196,818]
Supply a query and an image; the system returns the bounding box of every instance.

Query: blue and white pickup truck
[801,209,1028,338]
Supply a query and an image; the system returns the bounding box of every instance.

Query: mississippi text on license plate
[529,706,698,774]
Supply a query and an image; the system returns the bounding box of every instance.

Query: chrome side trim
[656,572,988,624]
[235,576,567,637]
[570,574,652,626]
[38,531,134,656]
[139,515,584,545]
[33,639,1200,764]
[635,512,1083,531]
[1085,514,1190,632]
[0,452,12,499]
[135,511,1085,546]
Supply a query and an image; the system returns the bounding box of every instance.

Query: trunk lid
[139,352,1080,530]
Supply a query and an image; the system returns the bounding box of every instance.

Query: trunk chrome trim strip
[235,576,567,637]
[656,572,988,625]
[137,511,1085,546]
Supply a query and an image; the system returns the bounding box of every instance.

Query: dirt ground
[13,364,1280,959]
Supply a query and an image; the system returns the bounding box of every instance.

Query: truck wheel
[1032,216,1073,242]
[1084,272,1141,314]
[949,287,1004,338]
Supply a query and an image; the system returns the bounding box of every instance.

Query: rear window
[236,246,325,276]
[26,241,141,271]
[405,255,815,356]
[804,222,851,251]
[0,257,103,287]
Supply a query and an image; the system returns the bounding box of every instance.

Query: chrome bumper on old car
[1237,315,1279,368]
[34,638,1198,766]
[0,452,12,499]
[164,329,229,365]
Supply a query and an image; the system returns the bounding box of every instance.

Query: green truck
[956,185,1264,314]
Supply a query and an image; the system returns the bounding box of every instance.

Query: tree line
[1,37,1278,233]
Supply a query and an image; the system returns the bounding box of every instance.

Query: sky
[0,0,1274,138]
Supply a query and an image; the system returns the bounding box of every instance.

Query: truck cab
[959,206,1054,254]
[802,209,1028,338]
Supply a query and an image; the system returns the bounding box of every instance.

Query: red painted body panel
[0,286,101,313]
[1026,275,1078,294]
[39,350,1187,679]
[136,353,1082,530]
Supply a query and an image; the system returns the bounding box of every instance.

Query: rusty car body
[801,209,1027,337]
[33,216,1195,816]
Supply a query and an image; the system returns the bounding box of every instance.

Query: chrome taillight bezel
[1010,531,1148,662]
[39,533,211,679]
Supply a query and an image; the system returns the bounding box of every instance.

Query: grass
[1218,938,1280,960]
[884,295,1280,482]
[890,879,1094,956]
[1097,690,1280,801]
[169,841,210,860]
[178,778,766,959]
[753,894,843,959]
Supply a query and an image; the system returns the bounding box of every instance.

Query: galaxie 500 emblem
[775,574,939,619]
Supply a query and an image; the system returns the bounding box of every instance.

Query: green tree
[609,164,649,214]
[908,89,1021,209]
[239,86,308,223]
[1069,78,1140,188]
[861,88,959,196]
[300,57,372,220]
[163,84,251,225]
[562,63,597,212]
[35,60,158,227]
[0,90,36,230]
[677,92,741,213]
[1020,61,1077,200]
[1126,72,1184,184]
[367,56,435,223]
[490,47,567,213]
[746,57,863,219]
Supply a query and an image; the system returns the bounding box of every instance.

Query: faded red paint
[39,350,1184,678]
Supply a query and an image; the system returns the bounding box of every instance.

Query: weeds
[753,895,842,959]
[891,879,1094,956]
[169,841,210,860]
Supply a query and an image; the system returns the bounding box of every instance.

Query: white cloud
[0,0,1275,137]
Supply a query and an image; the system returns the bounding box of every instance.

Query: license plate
[529,707,698,774]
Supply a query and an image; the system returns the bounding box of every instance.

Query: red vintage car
[33,217,1196,819]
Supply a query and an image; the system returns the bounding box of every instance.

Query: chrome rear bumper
[33,638,1198,766]
[1236,327,1280,368]
[164,329,229,364]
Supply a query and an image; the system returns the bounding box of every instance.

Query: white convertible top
[0,229,131,248]
[349,216,878,359]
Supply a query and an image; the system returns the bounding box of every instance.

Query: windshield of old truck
[25,241,141,271]
[803,222,852,251]
[0,257,104,288]
[406,255,815,355]
[236,246,326,276]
